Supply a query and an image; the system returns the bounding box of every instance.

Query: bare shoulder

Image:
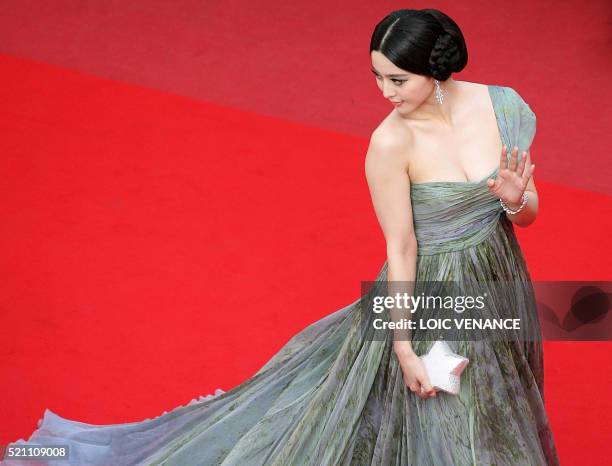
[460,80,495,105]
[475,81,524,104]
[364,115,411,178]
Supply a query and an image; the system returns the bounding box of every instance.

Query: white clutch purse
[419,340,469,395]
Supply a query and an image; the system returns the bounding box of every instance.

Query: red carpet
[1,1,611,464]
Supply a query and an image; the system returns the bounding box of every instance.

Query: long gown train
[2,84,560,465]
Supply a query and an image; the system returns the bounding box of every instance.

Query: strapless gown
[2,85,561,465]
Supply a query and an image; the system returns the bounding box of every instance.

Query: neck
[404,78,462,127]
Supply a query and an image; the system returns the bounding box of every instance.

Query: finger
[524,163,535,185]
[509,146,519,172]
[420,381,435,394]
[487,174,502,193]
[415,383,429,399]
[412,384,424,398]
[420,387,436,399]
[516,151,527,178]
[521,151,532,179]
[501,145,509,170]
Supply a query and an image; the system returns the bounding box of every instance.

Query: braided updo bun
[370,9,468,82]
[429,33,462,81]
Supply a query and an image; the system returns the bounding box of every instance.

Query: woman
[4,8,560,466]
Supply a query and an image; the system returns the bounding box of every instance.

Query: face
[370,51,433,111]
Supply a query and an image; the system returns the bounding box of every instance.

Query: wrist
[393,341,416,357]
[502,197,523,211]
[500,191,528,215]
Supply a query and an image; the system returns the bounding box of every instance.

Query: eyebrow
[370,67,408,78]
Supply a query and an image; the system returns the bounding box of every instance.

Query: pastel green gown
[3,84,560,466]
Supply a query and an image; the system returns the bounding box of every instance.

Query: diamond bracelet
[500,192,529,215]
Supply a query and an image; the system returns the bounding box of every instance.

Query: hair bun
[428,33,460,81]
[370,9,468,81]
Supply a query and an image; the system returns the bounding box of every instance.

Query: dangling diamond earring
[434,79,445,105]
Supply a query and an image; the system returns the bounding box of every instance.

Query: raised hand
[486,145,535,209]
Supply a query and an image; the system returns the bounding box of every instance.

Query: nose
[381,80,395,99]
